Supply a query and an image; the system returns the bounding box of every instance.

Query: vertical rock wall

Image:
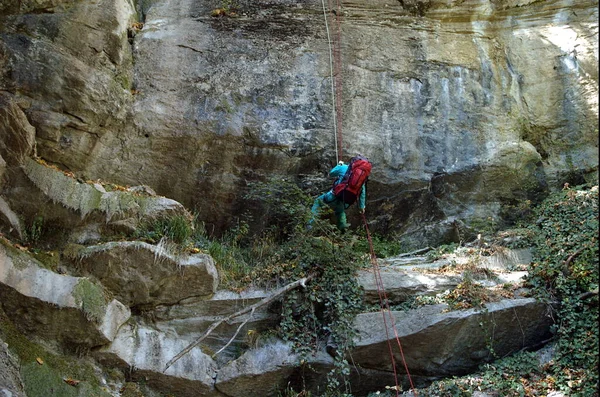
[0,0,597,243]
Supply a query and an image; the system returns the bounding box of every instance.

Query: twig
[513,307,525,349]
[562,247,585,276]
[212,307,255,358]
[163,275,314,372]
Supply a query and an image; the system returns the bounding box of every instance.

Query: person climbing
[310,155,371,231]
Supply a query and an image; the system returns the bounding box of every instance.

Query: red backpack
[333,155,372,205]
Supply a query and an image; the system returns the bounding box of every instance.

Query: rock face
[0,0,597,243]
[352,298,553,377]
[0,336,25,397]
[0,243,130,349]
[214,340,308,397]
[95,323,220,397]
[66,241,219,307]
[0,0,594,395]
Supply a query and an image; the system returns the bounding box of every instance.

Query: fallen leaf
[63,377,81,386]
[36,357,44,365]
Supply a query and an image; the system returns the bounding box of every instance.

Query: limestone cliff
[0,4,597,393]
[0,0,598,245]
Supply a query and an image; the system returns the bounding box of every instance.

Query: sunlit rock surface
[0,0,596,243]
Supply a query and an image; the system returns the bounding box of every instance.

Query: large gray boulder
[352,298,553,377]
[5,158,192,244]
[359,247,532,305]
[0,243,130,348]
[358,267,461,305]
[153,289,279,362]
[67,241,219,307]
[215,340,333,397]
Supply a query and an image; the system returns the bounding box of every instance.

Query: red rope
[362,213,418,396]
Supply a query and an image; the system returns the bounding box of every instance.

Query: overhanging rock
[23,158,190,221]
[0,243,130,348]
[94,323,220,397]
[67,240,219,307]
[351,298,553,377]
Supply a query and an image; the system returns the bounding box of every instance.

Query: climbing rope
[320,0,339,163]
[362,213,418,397]
[332,0,344,161]
[322,0,344,162]
[322,3,417,391]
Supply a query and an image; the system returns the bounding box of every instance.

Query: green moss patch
[72,279,108,324]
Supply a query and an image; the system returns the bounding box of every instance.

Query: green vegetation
[524,184,598,396]
[196,177,369,395]
[134,214,194,245]
[426,242,458,261]
[72,278,108,324]
[23,215,44,245]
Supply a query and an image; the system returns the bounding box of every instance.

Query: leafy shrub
[277,228,366,396]
[427,243,458,261]
[243,176,314,242]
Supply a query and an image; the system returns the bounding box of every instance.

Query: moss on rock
[72,278,108,324]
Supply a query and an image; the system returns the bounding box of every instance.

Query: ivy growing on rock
[401,184,598,397]
[524,184,598,396]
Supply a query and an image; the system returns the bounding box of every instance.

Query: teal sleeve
[358,184,366,209]
[329,164,348,178]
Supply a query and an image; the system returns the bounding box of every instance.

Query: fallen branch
[578,290,599,301]
[163,275,314,372]
[564,247,585,267]
[396,247,432,258]
[212,307,255,358]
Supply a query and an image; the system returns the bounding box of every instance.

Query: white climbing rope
[321,0,339,164]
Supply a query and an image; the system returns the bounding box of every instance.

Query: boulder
[23,158,190,222]
[0,243,130,348]
[67,241,219,307]
[351,298,553,377]
[153,289,279,362]
[95,322,221,397]
[359,248,532,305]
[215,340,324,397]
[358,267,461,305]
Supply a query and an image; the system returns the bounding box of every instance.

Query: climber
[309,157,369,231]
